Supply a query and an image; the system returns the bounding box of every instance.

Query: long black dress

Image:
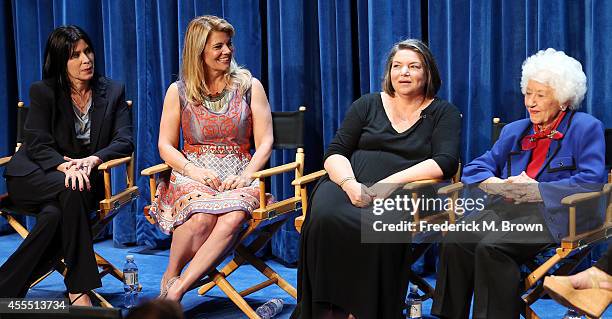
[293,93,461,319]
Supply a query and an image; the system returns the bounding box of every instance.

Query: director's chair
[0,101,139,307]
[141,106,306,318]
[436,117,612,319]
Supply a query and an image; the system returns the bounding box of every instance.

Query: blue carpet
[0,233,610,318]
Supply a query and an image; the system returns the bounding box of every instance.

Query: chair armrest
[402,178,444,191]
[437,182,464,195]
[98,156,131,171]
[99,186,139,218]
[0,156,11,167]
[563,184,611,239]
[292,170,327,186]
[141,163,171,176]
[140,163,172,204]
[97,156,134,199]
[561,187,609,206]
[251,162,299,179]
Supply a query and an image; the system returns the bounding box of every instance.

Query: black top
[5,76,133,177]
[324,93,462,179]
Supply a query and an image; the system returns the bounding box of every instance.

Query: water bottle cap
[126,254,134,261]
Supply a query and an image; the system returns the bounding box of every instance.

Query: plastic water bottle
[255,298,283,319]
[562,308,584,319]
[405,285,422,319]
[123,255,139,308]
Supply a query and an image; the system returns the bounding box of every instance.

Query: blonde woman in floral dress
[149,15,274,301]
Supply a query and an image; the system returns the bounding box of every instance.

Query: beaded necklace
[202,89,230,113]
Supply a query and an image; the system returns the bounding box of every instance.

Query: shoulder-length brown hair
[180,15,251,104]
[381,39,441,99]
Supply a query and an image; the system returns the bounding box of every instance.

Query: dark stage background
[1,0,611,264]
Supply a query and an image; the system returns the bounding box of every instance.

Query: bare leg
[162,214,217,289]
[69,293,92,306]
[166,210,246,300]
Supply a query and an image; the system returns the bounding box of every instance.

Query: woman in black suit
[0,25,133,306]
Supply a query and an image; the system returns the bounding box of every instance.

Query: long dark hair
[42,25,96,96]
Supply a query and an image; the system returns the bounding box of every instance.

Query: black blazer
[5,76,134,177]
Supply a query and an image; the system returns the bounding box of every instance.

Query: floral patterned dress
[149,81,273,235]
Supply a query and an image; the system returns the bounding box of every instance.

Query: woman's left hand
[219,175,252,192]
[367,182,401,200]
[63,155,102,176]
[504,171,541,203]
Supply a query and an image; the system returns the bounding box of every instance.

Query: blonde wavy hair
[180,15,252,104]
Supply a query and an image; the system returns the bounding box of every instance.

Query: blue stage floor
[0,233,609,318]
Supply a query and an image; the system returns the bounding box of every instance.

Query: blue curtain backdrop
[1,0,611,264]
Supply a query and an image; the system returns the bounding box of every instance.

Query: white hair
[520,48,587,110]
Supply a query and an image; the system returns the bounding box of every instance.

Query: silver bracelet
[182,161,194,175]
[338,176,356,188]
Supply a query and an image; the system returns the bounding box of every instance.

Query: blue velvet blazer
[461,111,607,242]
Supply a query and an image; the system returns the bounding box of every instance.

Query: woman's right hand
[341,180,374,208]
[184,164,221,190]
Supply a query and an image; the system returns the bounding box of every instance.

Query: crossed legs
[161,210,247,301]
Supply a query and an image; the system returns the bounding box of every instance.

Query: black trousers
[431,203,554,319]
[0,169,101,297]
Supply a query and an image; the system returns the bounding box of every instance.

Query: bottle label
[409,304,422,318]
[125,272,137,286]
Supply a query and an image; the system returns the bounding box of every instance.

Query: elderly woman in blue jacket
[432,48,607,319]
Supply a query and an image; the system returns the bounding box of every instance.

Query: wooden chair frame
[0,101,139,308]
[141,107,306,318]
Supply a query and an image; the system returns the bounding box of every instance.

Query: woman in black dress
[0,26,133,306]
[293,39,462,319]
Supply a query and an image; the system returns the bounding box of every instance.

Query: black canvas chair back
[248,107,305,152]
[271,107,305,149]
[2,103,28,211]
[491,117,506,146]
[16,102,28,147]
[605,129,612,171]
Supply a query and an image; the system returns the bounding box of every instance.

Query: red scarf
[523,112,566,178]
